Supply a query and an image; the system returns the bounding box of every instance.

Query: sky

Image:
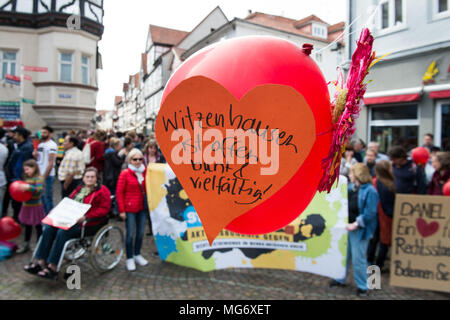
[96,0,347,110]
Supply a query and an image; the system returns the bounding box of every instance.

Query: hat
[12,126,31,139]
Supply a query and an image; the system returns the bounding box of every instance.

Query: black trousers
[367,222,380,264]
[24,224,43,242]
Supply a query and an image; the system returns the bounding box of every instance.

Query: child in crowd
[16,160,46,254]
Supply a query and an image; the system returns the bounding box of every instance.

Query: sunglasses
[132,158,143,161]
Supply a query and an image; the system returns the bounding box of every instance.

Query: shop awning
[429,90,450,99]
[364,93,422,105]
[2,121,24,128]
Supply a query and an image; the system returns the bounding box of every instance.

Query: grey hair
[126,148,144,165]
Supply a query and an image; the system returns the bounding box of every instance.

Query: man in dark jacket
[2,129,16,217]
[103,137,124,195]
[6,126,34,222]
[388,146,427,194]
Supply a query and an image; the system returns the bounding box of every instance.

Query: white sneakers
[134,255,148,266]
[126,259,136,271]
[126,255,148,271]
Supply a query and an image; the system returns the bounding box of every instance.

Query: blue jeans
[336,229,370,290]
[42,176,55,214]
[35,224,81,266]
[125,210,147,259]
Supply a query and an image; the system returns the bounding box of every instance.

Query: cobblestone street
[2,220,450,300]
[1,181,449,300]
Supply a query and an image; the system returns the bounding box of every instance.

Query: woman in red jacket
[24,167,111,279]
[116,148,148,271]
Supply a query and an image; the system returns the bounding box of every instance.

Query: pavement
[0,180,449,300]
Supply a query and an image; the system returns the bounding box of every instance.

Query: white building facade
[0,0,104,133]
[347,0,450,152]
[115,7,345,135]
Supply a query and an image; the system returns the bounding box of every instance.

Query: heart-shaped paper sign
[155,76,316,244]
[416,218,439,238]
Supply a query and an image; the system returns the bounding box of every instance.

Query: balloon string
[312,5,380,56]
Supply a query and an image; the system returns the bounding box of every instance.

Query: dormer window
[312,23,328,39]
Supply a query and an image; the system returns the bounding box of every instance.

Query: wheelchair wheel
[89,224,124,273]
[64,240,87,262]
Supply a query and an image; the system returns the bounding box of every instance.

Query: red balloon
[411,147,430,165]
[9,181,32,202]
[162,36,331,235]
[0,217,22,241]
[443,180,450,196]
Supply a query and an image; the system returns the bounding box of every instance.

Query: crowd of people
[0,125,165,277]
[0,125,449,288]
[331,135,450,297]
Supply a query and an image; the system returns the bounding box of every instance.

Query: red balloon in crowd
[0,217,22,241]
[411,147,430,165]
[161,36,332,235]
[9,181,32,202]
[443,180,450,196]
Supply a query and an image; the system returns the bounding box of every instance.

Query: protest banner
[147,163,348,279]
[390,194,450,293]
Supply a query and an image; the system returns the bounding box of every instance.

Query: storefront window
[370,126,418,154]
[369,104,419,153]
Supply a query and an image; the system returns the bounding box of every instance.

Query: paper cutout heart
[156,76,316,244]
[416,218,439,238]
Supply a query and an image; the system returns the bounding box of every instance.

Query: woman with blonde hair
[329,163,379,297]
[116,148,148,271]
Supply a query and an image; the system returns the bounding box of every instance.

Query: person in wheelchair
[24,167,111,280]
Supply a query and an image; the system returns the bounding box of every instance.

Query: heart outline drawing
[415,218,439,238]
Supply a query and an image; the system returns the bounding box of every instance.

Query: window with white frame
[369,104,419,153]
[434,101,450,150]
[1,50,17,80]
[312,23,328,39]
[81,55,90,85]
[59,52,73,82]
[379,0,404,31]
[433,0,450,19]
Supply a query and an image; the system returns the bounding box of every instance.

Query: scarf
[128,164,145,184]
[73,187,93,203]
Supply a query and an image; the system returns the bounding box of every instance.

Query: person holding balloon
[5,126,34,222]
[388,146,427,195]
[15,160,46,254]
[427,152,450,196]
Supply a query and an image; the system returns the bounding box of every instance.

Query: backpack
[82,142,94,165]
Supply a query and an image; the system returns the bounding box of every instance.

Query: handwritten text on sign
[390,194,450,293]
[155,76,316,243]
